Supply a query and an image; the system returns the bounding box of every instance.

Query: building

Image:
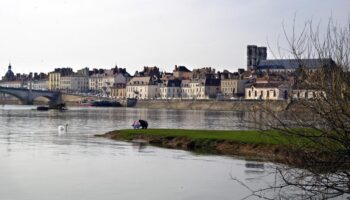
[160,72,174,82]
[52,68,74,76]
[77,67,90,76]
[104,73,130,96]
[245,82,290,100]
[48,72,61,90]
[89,68,130,95]
[292,89,325,100]
[2,63,16,81]
[180,79,191,99]
[192,67,216,79]
[221,78,250,98]
[291,82,326,100]
[173,65,192,79]
[110,83,126,99]
[32,80,48,90]
[60,75,89,92]
[247,45,267,71]
[89,69,113,94]
[0,64,23,88]
[159,79,182,99]
[256,58,334,74]
[126,76,160,99]
[186,78,221,99]
[134,66,160,78]
[0,80,23,88]
[89,74,103,93]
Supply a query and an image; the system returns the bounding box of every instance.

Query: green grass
[114,129,298,146]
[104,129,347,167]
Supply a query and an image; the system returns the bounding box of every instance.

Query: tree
[241,18,350,199]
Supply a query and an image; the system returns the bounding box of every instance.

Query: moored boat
[126,98,137,107]
[78,99,95,107]
[91,100,122,107]
[37,106,49,111]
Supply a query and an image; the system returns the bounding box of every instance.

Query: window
[248,90,251,97]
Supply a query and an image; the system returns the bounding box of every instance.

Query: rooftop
[257,58,334,70]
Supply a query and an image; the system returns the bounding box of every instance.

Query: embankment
[135,100,288,111]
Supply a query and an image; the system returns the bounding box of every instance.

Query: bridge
[0,86,64,108]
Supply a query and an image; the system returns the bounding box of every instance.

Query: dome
[4,64,15,81]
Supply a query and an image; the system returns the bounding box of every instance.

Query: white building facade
[159,79,182,99]
[221,78,250,98]
[32,80,48,90]
[89,75,104,92]
[126,76,160,100]
[185,78,220,100]
[0,81,23,88]
[180,80,191,99]
[245,83,290,100]
[60,76,89,92]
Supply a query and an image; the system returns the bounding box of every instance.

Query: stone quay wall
[135,100,288,112]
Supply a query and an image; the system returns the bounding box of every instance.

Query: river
[0,105,294,199]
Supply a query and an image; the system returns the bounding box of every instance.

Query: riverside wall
[135,100,289,112]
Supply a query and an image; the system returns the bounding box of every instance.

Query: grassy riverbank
[97,129,317,165]
[102,129,293,145]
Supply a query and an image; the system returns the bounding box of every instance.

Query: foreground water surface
[0,105,285,199]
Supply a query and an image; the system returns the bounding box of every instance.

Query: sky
[0,0,349,75]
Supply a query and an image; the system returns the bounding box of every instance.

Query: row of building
[1,45,332,101]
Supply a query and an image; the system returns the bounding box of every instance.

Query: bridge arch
[32,95,53,104]
[0,87,63,107]
[32,94,58,102]
[0,89,30,104]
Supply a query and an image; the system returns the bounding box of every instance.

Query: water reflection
[244,162,266,175]
[131,139,148,152]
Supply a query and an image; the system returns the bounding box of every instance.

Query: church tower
[4,62,15,81]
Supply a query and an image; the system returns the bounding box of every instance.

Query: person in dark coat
[138,119,148,129]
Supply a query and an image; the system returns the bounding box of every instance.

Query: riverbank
[96,129,313,166]
[135,100,288,111]
[63,97,289,111]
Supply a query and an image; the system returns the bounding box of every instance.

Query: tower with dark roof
[247,45,267,71]
[4,63,15,81]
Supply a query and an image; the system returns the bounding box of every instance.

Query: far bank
[134,99,288,112]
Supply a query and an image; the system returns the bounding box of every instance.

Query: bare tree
[240,18,350,199]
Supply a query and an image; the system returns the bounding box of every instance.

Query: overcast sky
[0,0,349,75]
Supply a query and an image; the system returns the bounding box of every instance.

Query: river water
[0,105,279,200]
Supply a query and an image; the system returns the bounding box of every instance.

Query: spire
[8,62,11,70]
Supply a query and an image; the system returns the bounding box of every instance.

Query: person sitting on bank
[132,120,141,129]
